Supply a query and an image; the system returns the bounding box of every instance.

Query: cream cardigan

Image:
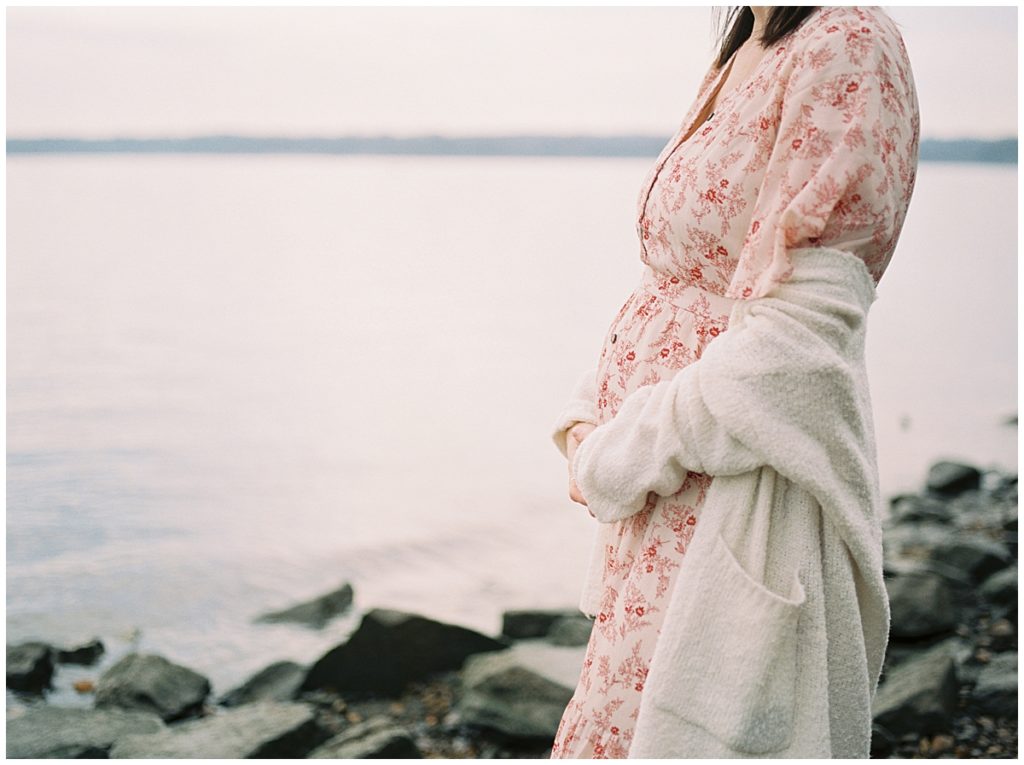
[551,246,889,758]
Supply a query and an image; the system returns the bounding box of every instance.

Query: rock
[6,706,165,758]
[885,569,959,638]
[889,495,953,525]
[883,522,957,566]
[926,461,982,497]
[299,608,509,698]
[872,641,960,735]
[972,651,1017,717]
[308,715,421,758]
[458,640,585,744]
[870,723,895,758]
[547,616,593,647]
[95,653,211,722]
[501,609,580,640]
[219,660,306,707]
[988,618,1016,653]
[56,638,105,666]
[930,536,1012,584]
[980,566,1017,610]
[109,700,330,759]
[254,582,355,629]
[6,641,55,693]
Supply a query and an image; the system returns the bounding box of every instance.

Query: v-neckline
[637,38,782,254]
[676,38,776,148]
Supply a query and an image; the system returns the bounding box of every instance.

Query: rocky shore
[7,458,1017,759]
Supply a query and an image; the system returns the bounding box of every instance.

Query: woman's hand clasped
[566,422,597,518]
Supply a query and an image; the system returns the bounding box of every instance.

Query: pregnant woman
[549,6,919,759]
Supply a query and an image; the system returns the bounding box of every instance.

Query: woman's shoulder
[781,6,915,95]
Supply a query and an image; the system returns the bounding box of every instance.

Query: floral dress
[550,6,919,759]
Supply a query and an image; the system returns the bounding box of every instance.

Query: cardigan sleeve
[723,19,920,301]
[550,366,599,459]
[570,338,762,523]
[571,244,877,525]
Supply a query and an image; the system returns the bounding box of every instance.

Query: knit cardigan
[551,246,890,758]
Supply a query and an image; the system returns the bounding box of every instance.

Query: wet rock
[218,660,306,707]
[299,608,509,698]
[930,536,1012,584]
[886,569,959,638]
[6,706,165,759]
[110,700,330,759]
[95,653,211,722]
[254,582,355,629]
[872,641,960,735]
[926,461,982,497]
[547,616,593,647]
[457,640,584,744]
[501,609,580,640]
[56,638,105,666]
[972,651,1017,717]
[6,641,55,693]
[308,715,421,758]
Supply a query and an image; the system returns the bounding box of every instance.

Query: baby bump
[595,268,736,426]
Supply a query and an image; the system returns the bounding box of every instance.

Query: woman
[549,5,919,759]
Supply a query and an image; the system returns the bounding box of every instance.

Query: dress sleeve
[724,20,920,301]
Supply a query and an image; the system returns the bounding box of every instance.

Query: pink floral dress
[550,6,919,759]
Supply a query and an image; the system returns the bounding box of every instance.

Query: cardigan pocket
[652,529,806,754]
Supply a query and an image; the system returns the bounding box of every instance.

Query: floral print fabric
[550,6,918,758]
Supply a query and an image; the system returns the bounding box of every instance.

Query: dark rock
[547,616,593,647]
[254,582,355,629]
[299,608,509,698]
[972,651,1017,717]
[870,723,895,758]
[110,700,330,758]
[308,715,421,758]
[889,495,953,525]
[218,660,306,707]
[56,637,105,666]
[457,640,584,744]
[95,653,211,722]
[883,522,957,567]
[886,569,959,638]
[987,618,1017,653]
[872,641,960,735]
[930,536,1012,584]
[501,609,580,640]
[980,566,1017,610]
[926,461,982,497]
[6,641,55,693]
[6,706,165,758]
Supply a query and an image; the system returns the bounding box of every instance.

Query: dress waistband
[638,266,738,314]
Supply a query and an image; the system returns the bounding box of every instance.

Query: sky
[5,4,1018,140]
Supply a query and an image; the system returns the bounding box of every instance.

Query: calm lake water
[6,155,1017,702]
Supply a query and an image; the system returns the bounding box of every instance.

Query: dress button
[611,333,618,343]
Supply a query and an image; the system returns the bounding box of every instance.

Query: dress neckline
[676,37,780,149]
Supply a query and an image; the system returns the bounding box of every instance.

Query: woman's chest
[636,75,787,294]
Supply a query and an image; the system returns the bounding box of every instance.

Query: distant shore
[5,135,1017,163]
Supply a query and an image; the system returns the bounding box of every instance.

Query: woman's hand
[566,422,597,517]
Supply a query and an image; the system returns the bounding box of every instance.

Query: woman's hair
[713,7,819,68]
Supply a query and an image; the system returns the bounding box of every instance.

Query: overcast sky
[5,5,1018,140]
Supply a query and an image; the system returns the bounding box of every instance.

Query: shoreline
[7,456,1018,759]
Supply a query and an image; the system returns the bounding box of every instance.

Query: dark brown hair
[712,7,819,69]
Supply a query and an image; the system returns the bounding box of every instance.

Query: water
[6,155,1016,701]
